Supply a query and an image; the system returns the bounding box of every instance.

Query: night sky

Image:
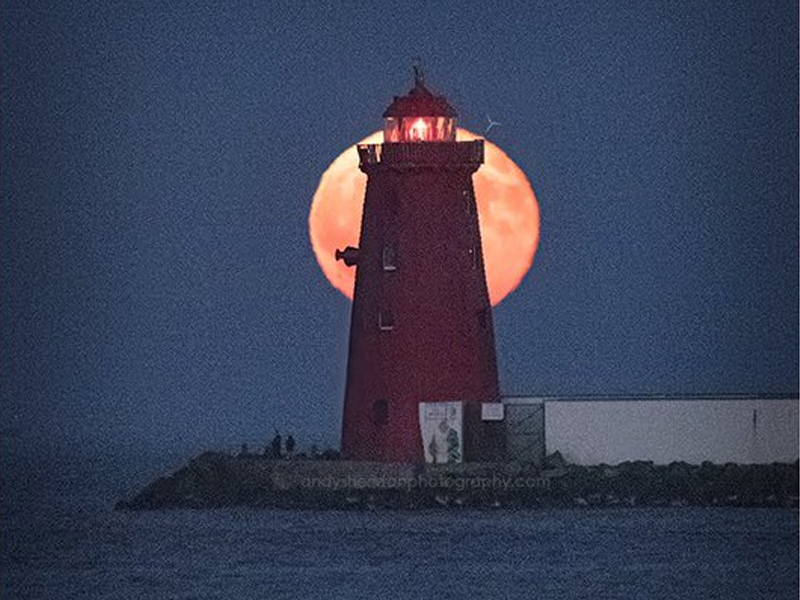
[1,1,797,457]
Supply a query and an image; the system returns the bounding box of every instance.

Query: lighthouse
[338,69,501,463]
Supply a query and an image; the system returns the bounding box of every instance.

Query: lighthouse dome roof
[382,78,457,118]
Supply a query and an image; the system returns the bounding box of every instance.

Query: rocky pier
[116,452,798,510]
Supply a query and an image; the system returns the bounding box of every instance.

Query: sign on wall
[481,403,505,421]
[419,402,463,464]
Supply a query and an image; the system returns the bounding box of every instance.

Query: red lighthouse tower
[338,70,500,463]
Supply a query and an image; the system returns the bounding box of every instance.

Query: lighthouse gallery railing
[358,141,484,168]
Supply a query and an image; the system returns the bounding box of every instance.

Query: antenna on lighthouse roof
[412,57,425,86]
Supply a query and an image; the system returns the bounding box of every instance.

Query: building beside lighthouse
[337,71,501,463]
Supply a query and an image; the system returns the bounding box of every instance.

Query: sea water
[1,449,797,600]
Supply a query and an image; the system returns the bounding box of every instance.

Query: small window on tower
[383,246,397,271]
[468,247,478,270]
[379,309,395,331]
[372,400,389,425]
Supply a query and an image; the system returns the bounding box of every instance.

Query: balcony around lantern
[357,140,484,169]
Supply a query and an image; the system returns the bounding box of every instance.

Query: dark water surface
[1,451,797,599]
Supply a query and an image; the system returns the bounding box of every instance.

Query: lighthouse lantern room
[382,67,457,143]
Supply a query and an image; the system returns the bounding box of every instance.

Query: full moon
[309,129,540,306]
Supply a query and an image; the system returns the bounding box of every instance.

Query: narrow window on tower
[462,189,472,214]
[372,400,389,425]
[468,247,478,270]
[382,246,397,271]
[378,309,395,331]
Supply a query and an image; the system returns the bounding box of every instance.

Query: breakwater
[116,452,798,510]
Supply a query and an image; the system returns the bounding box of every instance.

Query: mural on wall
[419,402,463,464]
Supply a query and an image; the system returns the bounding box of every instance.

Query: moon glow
[309,129,540,306]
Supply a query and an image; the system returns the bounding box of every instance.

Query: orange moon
[309,129,540,306]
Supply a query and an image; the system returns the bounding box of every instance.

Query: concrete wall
[538,397,798,465]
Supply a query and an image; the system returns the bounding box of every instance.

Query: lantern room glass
[384,116,455,143]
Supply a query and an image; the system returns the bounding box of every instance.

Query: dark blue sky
[1,0,797,456]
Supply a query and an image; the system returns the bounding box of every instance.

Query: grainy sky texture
[1,0,797,455]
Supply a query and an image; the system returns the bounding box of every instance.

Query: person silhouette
[271,431,282,458]
[285,435,296,456]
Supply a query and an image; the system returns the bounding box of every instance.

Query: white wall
[542,399,798,465]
